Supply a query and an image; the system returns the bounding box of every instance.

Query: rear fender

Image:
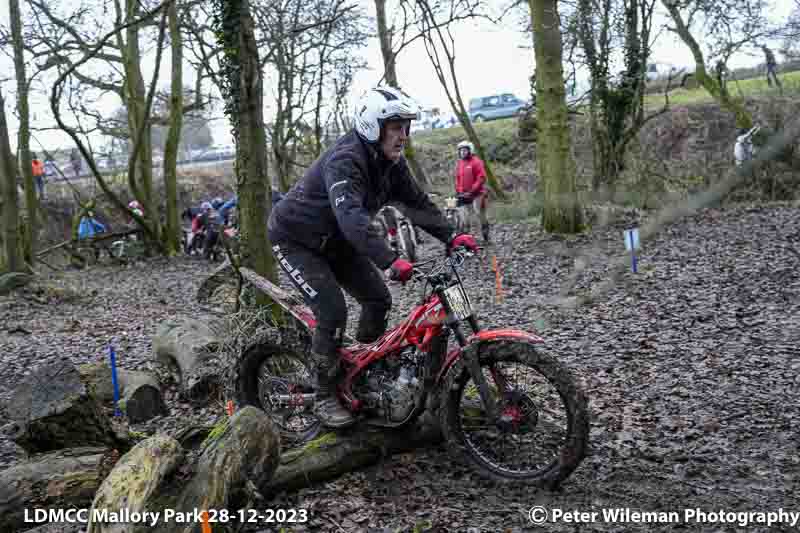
[435,328,544,384]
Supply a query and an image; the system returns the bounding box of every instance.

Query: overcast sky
[0,0,793,151]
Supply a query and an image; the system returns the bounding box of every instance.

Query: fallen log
[196,260,236,303]
[4,360,129,454]
[0,272,33,295]
[87,406,280,533]
[0,446,113,532]
[266,412,443,492]
[152,317,221,402]
[78,362,168,423]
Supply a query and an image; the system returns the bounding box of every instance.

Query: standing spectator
[761,45,782,91]
[715,60,728,90]
[734,125,760,168]
[454,140,491,243]
[31,152,45,200]
[70,148,82,178]
[44,156,57,182]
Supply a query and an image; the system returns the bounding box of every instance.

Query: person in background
[44,156,57,182]
[218,195,238,225]
[70,148,82,178]
[761,45,782,91]
[195,201,222,259]
[454,140,491,243]
[734,125,760,168]
[77,210,107,240]
[31,152,45,200]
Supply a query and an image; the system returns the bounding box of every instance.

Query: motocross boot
[312,352,356,428]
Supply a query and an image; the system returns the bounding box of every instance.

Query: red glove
[449,234,478,252]
[389,257,414,283]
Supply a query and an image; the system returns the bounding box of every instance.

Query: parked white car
[646,62,695,82]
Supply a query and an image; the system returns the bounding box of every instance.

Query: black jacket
[268,130,453,269]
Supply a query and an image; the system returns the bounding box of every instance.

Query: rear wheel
[440,340,589,486]
[236,327,321,446]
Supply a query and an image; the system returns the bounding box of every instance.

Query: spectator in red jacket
[454,140,490,242]
[31,153,45,200]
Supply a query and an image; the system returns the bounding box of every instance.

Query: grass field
[644,70,800,107]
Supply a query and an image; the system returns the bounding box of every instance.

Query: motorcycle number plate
[443,284,472,321]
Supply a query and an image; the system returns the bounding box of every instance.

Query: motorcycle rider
[193,201,222,259]
[268,85,478,428]
[454,140,491,243]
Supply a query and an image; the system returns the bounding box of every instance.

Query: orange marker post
[226,399,234,417]
[492,255,504,304]
[201,510,211,533]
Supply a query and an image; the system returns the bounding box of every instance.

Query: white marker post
[624,228,640,273]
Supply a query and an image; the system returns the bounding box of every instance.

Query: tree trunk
[0,446,112,532]
[374,0,429,188]
[529,0,584,233]
[0,89,22,273]
[86,406,280,533]
[236,0,278,306]
[124,0,159,248]
[266,412,442,491]
[4,360,130,454]
[661,1,753,129]
[162,0,182,255]
[10,0,37,264]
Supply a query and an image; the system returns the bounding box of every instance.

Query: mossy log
[266,412,443,492]
[0,446,112,532]
[0,271,33,295]
[78,362,167,423]
[4,360,129,454]
[152,317,221,402]
[196,260,236,303]
[87,406,280,533]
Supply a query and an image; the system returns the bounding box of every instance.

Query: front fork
[450,316,501,422]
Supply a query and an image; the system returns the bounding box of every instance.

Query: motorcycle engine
[356,346,423,424]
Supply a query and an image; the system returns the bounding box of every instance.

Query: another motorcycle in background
[444,195,467,235]
[374,205,419,263]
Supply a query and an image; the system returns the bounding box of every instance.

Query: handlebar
[389,247,478,285]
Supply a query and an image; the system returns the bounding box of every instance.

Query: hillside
[413,86,800,216]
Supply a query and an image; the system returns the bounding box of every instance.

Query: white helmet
[457,140,474,154]
[353,86,422,143]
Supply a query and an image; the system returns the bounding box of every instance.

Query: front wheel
[440,340,589,487]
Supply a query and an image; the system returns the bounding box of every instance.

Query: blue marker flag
[108,345,121,417]
[624,228,640,274]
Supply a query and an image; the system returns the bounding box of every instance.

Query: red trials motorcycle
[234,250,589,486]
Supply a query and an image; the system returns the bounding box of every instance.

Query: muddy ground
[1,203,799,532]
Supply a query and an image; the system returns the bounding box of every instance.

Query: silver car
[468,93,528,122]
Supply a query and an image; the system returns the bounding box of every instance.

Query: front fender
[435,328,544,384]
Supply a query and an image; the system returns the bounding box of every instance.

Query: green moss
[129,430,149,442]
[298,432,336,453]
[280,432,338,464]
[201,418,230,447]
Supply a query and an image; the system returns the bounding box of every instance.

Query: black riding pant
[204,229,219,259]
[272,239,392,359]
